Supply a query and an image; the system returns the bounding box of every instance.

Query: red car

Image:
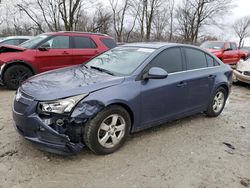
[0,32,116,89]
[200,41,248,65]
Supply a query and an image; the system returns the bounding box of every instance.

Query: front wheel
[3,65,33,90]
[205,87,227,117]
[83,105,131,155]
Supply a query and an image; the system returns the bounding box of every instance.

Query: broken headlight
[38,94,88,114]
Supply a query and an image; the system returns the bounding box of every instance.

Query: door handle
[62,51,70,55]
[208,75,216,79]
[177,81,187,87]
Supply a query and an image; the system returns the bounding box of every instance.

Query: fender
[1,60,37,79]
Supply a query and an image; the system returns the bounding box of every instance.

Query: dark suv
[0,31,116,89]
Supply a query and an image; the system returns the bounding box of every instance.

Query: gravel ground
[0,84,249,188]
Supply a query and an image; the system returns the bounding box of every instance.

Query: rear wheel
[3,65,33,90]
[83,105,131,155]
[206,87,227,117]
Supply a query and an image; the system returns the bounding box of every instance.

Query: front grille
[244,71,250,76]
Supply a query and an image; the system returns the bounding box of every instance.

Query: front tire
[206,87,227,117]
[3,65,33,90]
[83,105,131,155]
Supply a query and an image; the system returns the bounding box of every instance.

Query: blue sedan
[12,43,232,155]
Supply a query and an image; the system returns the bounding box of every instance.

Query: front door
[35,36,73,73]
[140,47,188,128]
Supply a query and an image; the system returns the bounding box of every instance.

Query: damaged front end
[13,90,105,155]
[233,59,250,84]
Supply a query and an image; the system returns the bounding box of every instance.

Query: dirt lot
[0,84,250,188]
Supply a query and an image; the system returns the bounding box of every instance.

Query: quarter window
[101,38,117,49]
[73,36,97,48]
[185,48,207,70]
[147,48,183,73]
[1,39,20,45]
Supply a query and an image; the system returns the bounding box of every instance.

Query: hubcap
[10,70,29,86]
[212,91,225,113]
[98,114,126,148]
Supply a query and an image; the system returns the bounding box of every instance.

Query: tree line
[0,0,250,46]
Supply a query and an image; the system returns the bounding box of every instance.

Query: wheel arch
[1,60,36,80]
[106,102,134,132]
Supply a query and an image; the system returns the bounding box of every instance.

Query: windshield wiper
[90,66,114,76]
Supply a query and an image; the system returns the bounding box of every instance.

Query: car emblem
[16,92,22,101]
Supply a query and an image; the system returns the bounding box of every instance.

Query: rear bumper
[13,108,84,155]
[233,70,250,84]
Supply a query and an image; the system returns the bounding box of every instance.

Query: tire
[3,65,33,90]
[205,87,227,117]
[83,105,131,155]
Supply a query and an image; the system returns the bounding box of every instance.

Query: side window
[206,54,214,67]
[101,38,117,49]
[225,43,230,50]
[148,47,183,73]
[185,48,207,70]
[2,39,20,45]
[206,54,220,67]
[73,36,97,49]
[41,36,70,49]
[19,39,29,44]
[230,43,237,50]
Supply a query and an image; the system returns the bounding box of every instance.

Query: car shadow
[233,82,250,88]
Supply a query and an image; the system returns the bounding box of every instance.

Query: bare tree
[176,0,233,44]
[233,16,250,48]
[108,0,130,42]
[58,0,83,31]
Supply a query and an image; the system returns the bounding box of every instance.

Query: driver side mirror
[224,48,232,51]
[142,67,168,80]
[38,43,51,51]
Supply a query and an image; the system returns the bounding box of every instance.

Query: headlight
[38,94,88,114]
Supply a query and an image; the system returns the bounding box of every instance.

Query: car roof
[1,36,33,40]
[122,42,199,49]
[44,31,112,38]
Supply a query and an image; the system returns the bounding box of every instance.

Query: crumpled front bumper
[13,106,85,155]
[233,70,250,84]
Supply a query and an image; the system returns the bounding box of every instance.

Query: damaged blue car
[12,43,232,155]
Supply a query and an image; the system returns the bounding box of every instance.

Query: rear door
[36,35,73,73]
[72,36,100,64]
[183,47,215,111]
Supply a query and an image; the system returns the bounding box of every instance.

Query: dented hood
[0,44,26,53]
[21,65,125,101]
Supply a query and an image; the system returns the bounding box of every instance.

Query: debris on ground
[240,178,250,187]
[223,142,235,150]
[240,126,246,129]
[0,150,18,158]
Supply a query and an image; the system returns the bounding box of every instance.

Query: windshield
[200,42,224,49]
[86,47,155,76]
[20,34,49,48]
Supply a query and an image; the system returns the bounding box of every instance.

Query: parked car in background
[200,41,248,65]
[0,36,32,46]
[233,58,250,84]
[12,43,232,155]
[0,31,116,89]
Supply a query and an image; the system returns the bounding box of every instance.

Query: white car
[233,59,250,84]
[0,36,32,46]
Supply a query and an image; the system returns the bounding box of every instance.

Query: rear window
[101,38,117,49]
[73,36,97,49]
